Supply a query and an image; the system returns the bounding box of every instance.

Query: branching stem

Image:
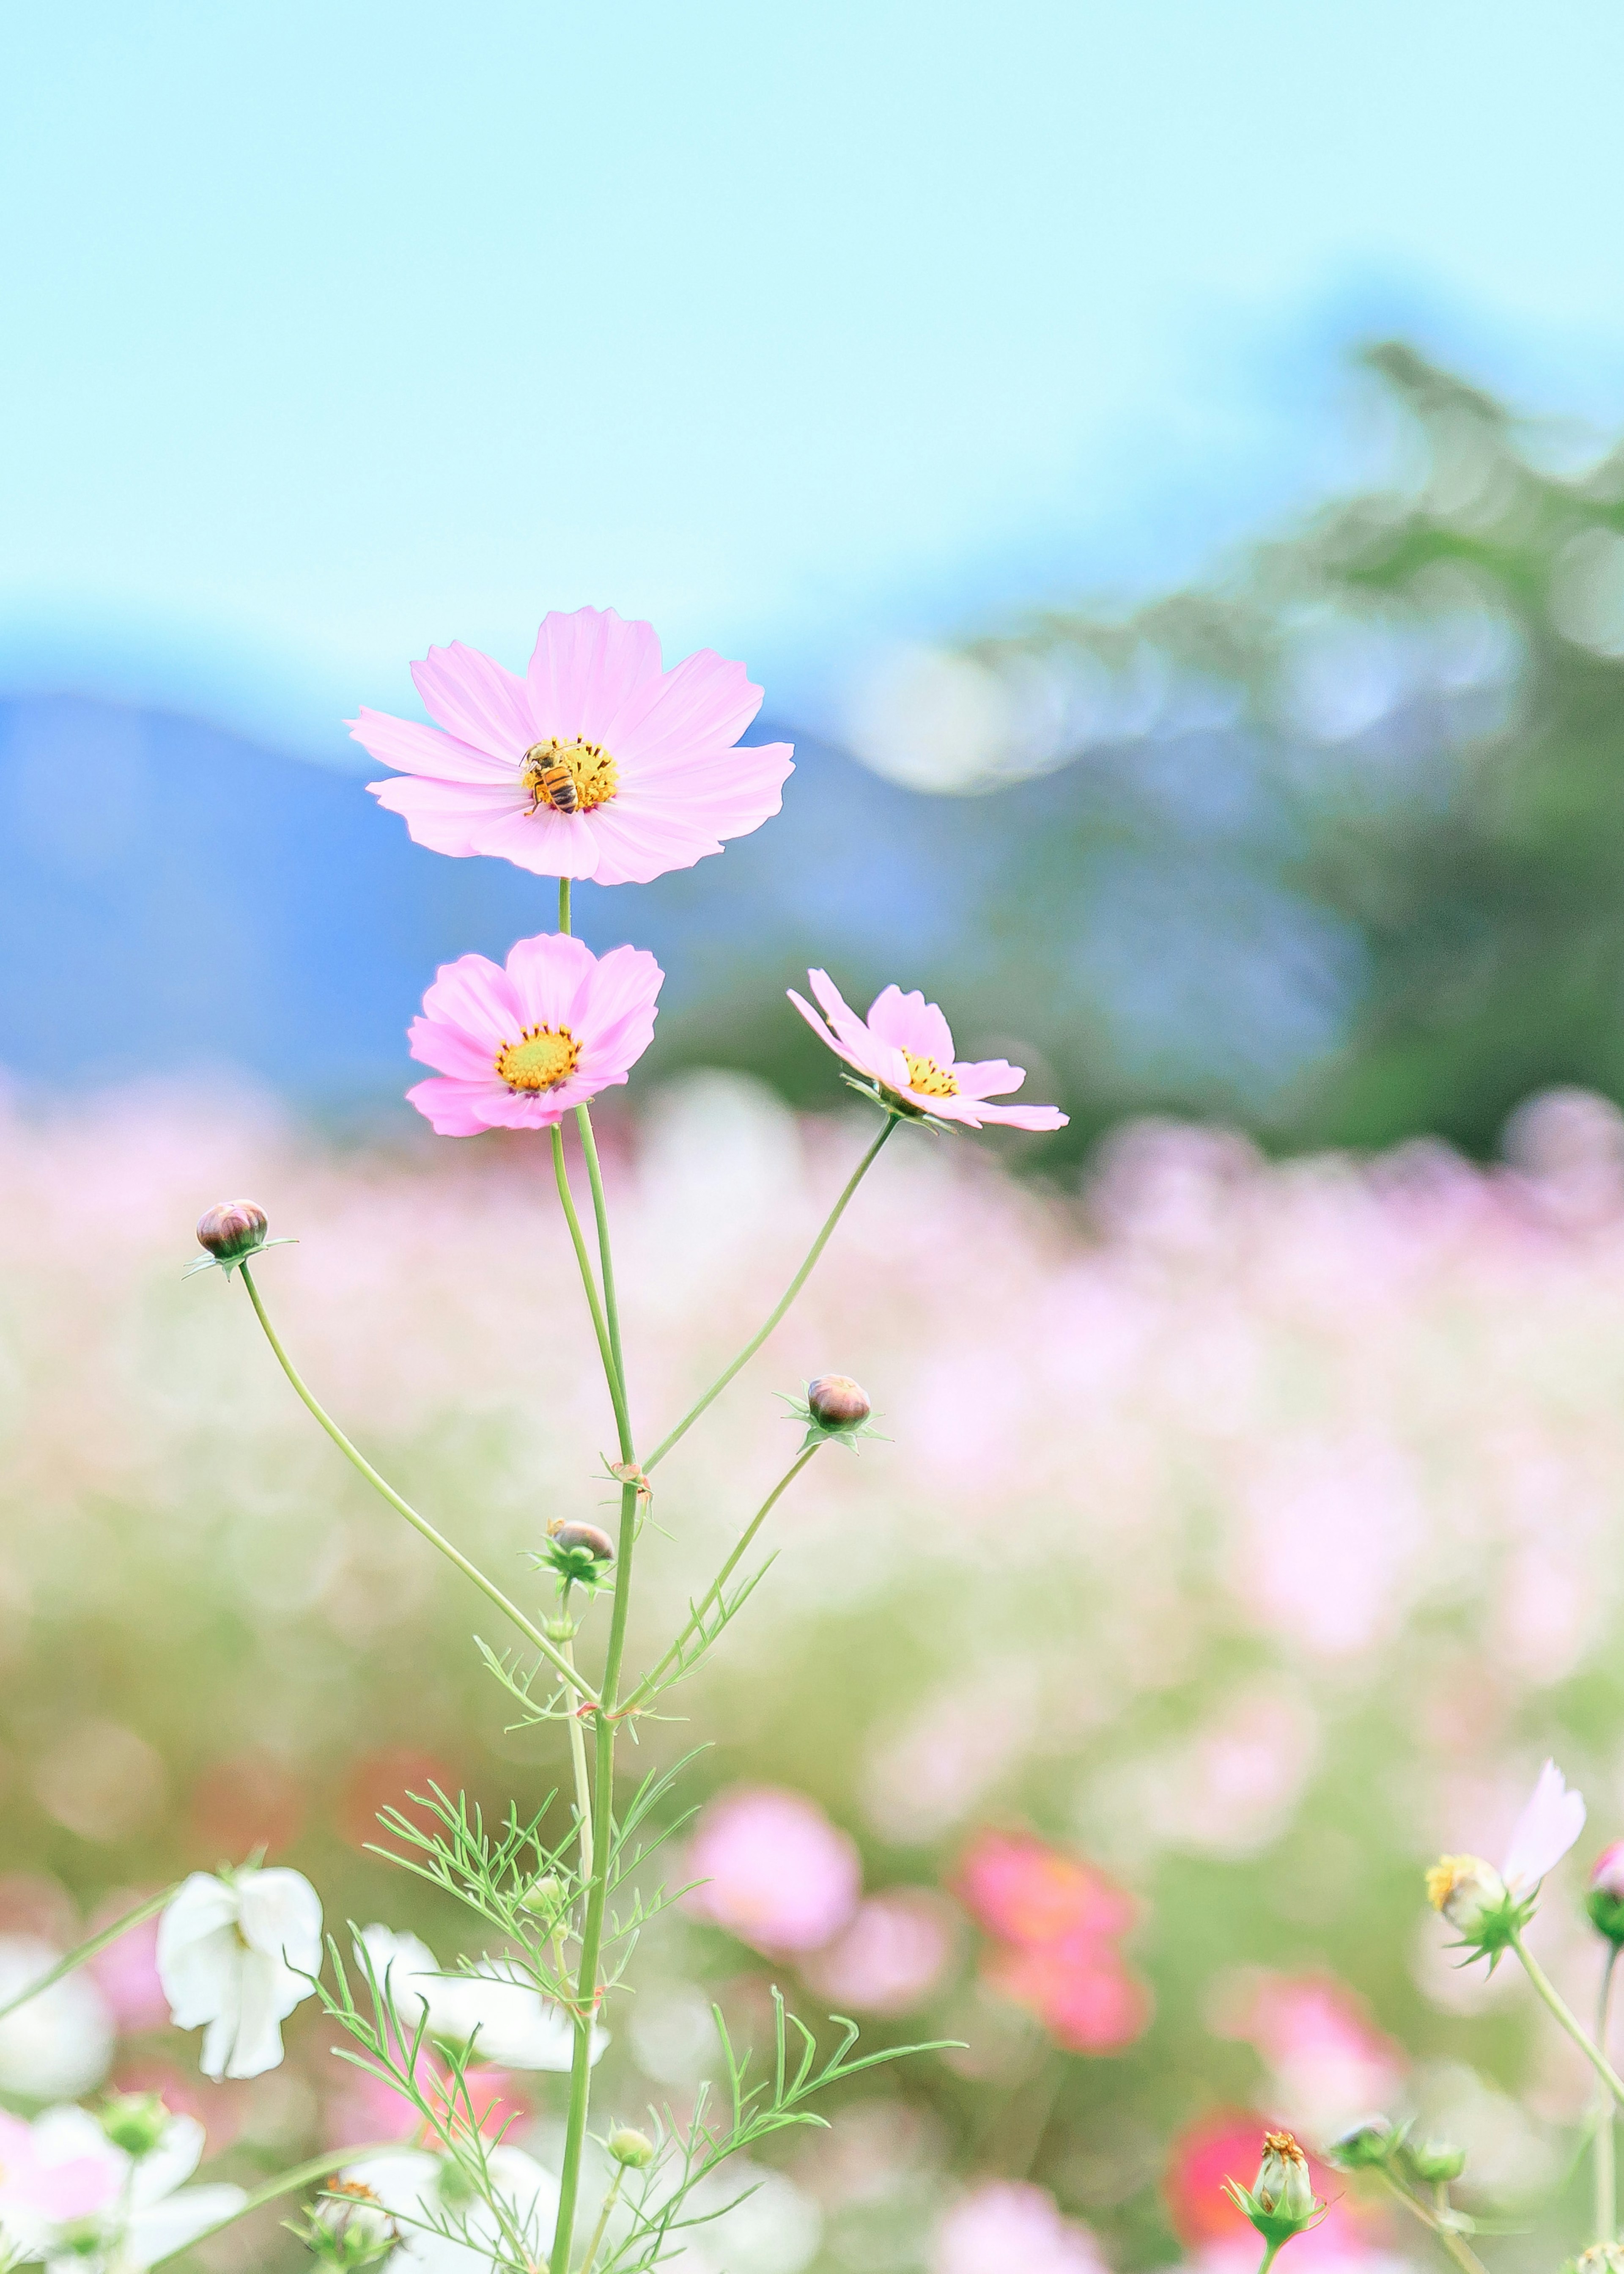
[1514,1929,1624,2107]
[0,1885,178,2025]
[1377,2169,1491,2274]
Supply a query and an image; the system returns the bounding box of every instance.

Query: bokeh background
[9,7,1624,2271]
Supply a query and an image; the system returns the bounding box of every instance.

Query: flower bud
[551,1521,615,1562]
[99,2091,169,2159]
[807,1375,872,1429]
[1574,2246,1624,2274]
[1328,2119,1396,2171]
[520,1873,566,1924]
[1588,1844,1624,1944]
[195,1198,268,1264]
[1223,2131,1325,2247]
[1425,1853,1520,1951]
[1402,2139,1466,2185]
[299,2181,399,2271]
[607,2127,655,2170]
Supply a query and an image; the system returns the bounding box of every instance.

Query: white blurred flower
[656,2164,821,2274]
[341,2148,556,2274]
[157,1867,322,2080]
[0,2104,244,2272]
[0,1938,114,2100]
[356,1927,605,2072]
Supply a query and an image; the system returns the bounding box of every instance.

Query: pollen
[496,1025,582,1092]
[902,1050,960,1098]
[520,736,620,811]
[1425,1855,1473,1911]
[1263,2131,1305,2160]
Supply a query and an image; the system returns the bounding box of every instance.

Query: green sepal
[777,1387,889,1457]
[1222,2181,1328,2246]
[184,1236,299,1281]
[837,1070,954,1133]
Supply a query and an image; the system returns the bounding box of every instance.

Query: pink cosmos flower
[953,1831,1134,1948]
[351,607,794,885]
[798,1889,960,2015]
[933,2180,1108,2274]
[788,970,1067,1131]
[683,1786,861,1956]
[406,932,662,1137]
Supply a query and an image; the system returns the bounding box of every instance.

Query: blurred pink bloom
[798,1889,960,2015]
[933,2179,1108,2274]
[788,969,1067,1131]
[87,1905,169,2034]
[985,1942,1152,2054]
[406,933,662,1136]
[352,607,794,886]
[685,1787,861,1956]
[323,2052,528,2152]
[1166,2110,1378,2271]
[1593,1840,1624,1901]
[953,1831,1133,1949]
[1210,1970,1405,2141]
[0,2108,118,2227]
[1501,1758,1586,1894]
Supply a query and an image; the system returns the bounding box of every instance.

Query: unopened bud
[521,1873,566,1923]
[1223,2130,1325,2247]
[1589,1843,1624,1944]
[299,2181,399,2271]
[550,1522,614,1561]
[1329,2120,1395,2171]
[99,2092,169,2158]
[607,2127,655,2170]
[196,1199,268,1264]
[807,1375,871,1429]
[1403,2138,1466,2184]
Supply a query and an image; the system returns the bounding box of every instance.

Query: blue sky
[6,1,1624,756]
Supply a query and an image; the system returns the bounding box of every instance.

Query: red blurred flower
[189,1753,305,1862]
[335,1749,459,1851]
[1166,2110,1372,2269]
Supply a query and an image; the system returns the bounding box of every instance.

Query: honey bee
[521,744,579,814]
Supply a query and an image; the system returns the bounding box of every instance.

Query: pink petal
[466,805,602,878]
[405,1076,516,1136]
[408,1016,499,1081]
[417,953,524,1044]
[865,985,956,1066]
[503,932,598,1033]
[952,1057,1026,1100]
[349,708,513,785]
[411,643,536,759]
[967,1099,1070,1132]
[526,608,663,744]
[1503,1761,1587,1892]
[368,776,521,858]
[787,987,873,1079]
[578,945,664,1050]
[612,648,765,766]
[583,803,723,888]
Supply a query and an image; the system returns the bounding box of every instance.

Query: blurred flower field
[6,1074,1624,2271]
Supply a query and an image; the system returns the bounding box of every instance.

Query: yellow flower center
[1425,1855,1476,1911]
[520,737,620,811]
[495,1025,582,1092]
[902,1050,959,1098]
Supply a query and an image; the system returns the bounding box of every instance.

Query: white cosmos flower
[0,2105,245,2273]
[157,1868,323,2080]
[1501,1759,1587,1895]
[341,2148,558,2274]
[357,1926,605,2072]
[0,1937,114,2100]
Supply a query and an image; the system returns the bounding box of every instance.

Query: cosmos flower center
[496,1025,582,1092]
[519,737,620,813]
[902,1050,959,1098]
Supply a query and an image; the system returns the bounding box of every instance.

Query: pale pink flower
[787,969,1067,1131]
[684,1787,861,1956]
[406,932,662,1136]
[933,2179,1108,2274]
[1501,1758,1586,1894]
[798,1889,960,2015]
[351,607,794,885]
[0,2108,117,2234]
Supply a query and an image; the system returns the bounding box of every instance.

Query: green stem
[577,1104,631,1461]
[643,1114,899,1472]
[0,1885,178,2025]
[562,1615,594,1886]
[1599,1945,1620,2242]
[148,2142,412,2266]
[238,1262,595,1706]
[1514,1928,1624,2106]
[1377,2169,1491,2274]
[551,1127,633,1456]
[579,2164,626,2274]
[559,877,571,934]
[621,1446,820,1715]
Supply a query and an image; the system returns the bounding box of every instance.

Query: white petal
[341,2150,440,2219]
[458,1963,606,2070]
[1503,1759,1588,1893]
[125,2183,247,2266]
[128,2115,205,2207]
[157,1876,239,1965]
[0,1943,115,2101]
[157,1916,241,2032]
[222,1950,288,2078]
[199,2008,236,2083]
[237,1868,324,1976]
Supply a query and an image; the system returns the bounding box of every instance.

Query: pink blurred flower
[87,1905,169,2034]
[1210,1970,1405,2141]
[0,2108,118,2228]
[788,969,1068,1132]
[352,607,794,885]
[933,2179,1108,2274]
[406,933,662,1136]
[798,1889,960,2015]
[684,1787,861,1956]
[986,1942,1152,2054]
[1594,1840,1624,1901]
[954,1832,1133,1949]
[1166,2111,1377,2272]
[323,2053,529,2152]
